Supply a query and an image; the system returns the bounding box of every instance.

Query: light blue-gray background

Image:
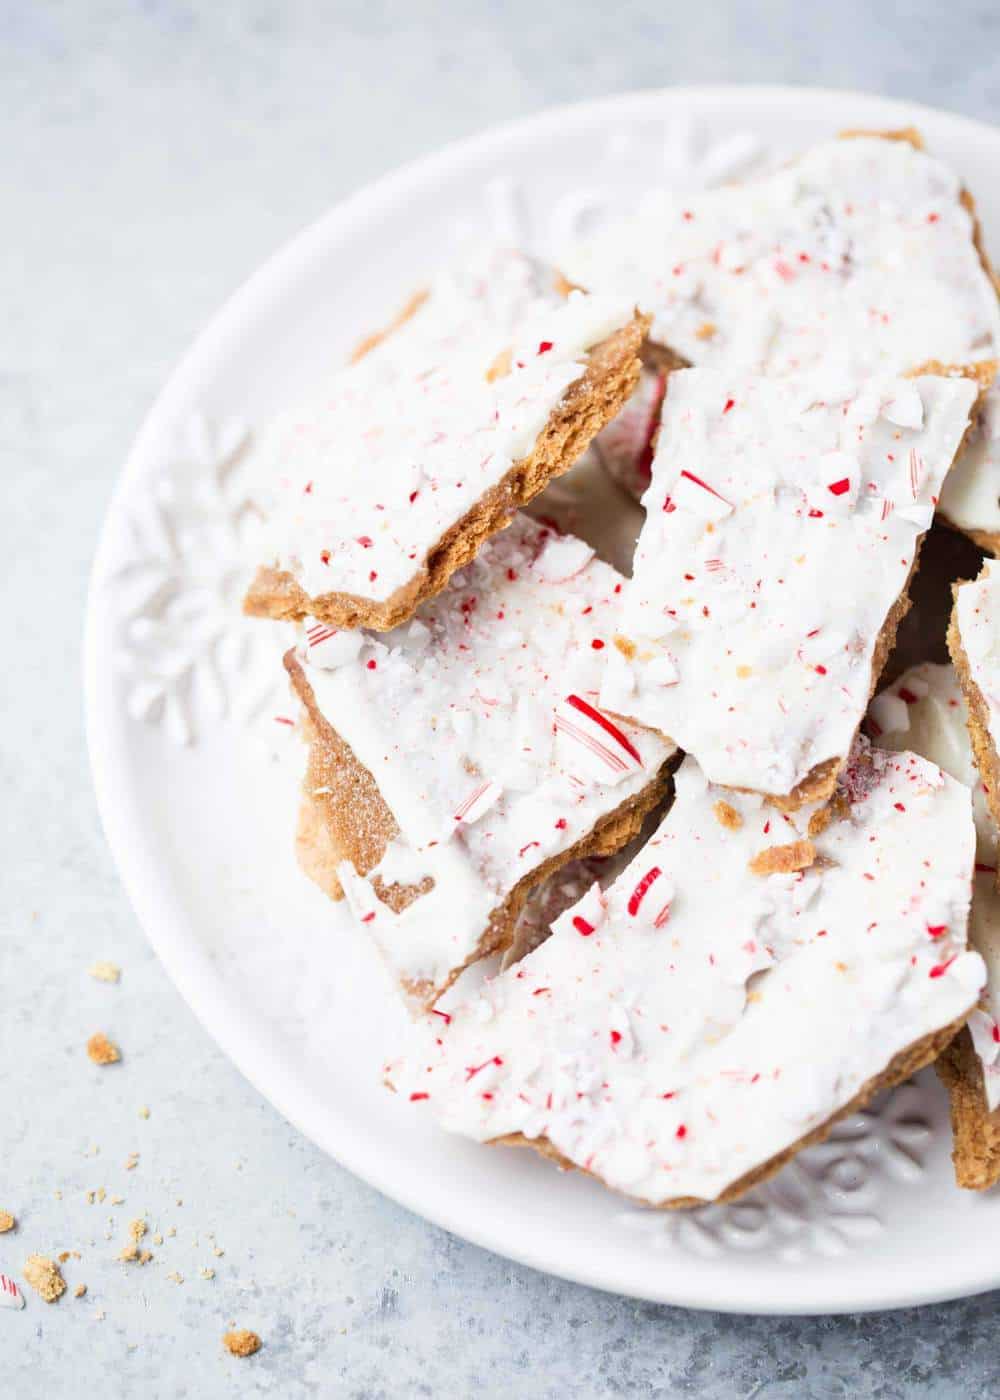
[6,3,1000,1395]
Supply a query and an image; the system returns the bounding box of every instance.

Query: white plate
[85,85,1000,1314]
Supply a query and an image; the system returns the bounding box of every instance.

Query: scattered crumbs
[167,1227,177,1239]
[199,1267,215,1281]
[97,1188,106,1204]
[694,320,717,340]
[129,1219,147,1242]
[88,961,121,984]
[0,1211,15,1234]
[118,1244,153,1265]
[74,1284,87,1299]
[167,1271,184,1285]
[152,1233,163,1246]
[53,1190,63,1201]
[85,1191,95,1206]
[23,1254,66,1303]
[110,1195,125,1207]
[223,1329,262,1358]
[57,1250,81,1264]
[211,1246,225,1258]
[94,1308,106,1322]
[125,1152,140,1172]
[713,800,743,831]
[138,1105,150,1120]
[613,635,636,660]
[86,1032,121,1066]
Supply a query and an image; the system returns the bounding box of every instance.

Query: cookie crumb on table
[223,1329,262,1357]
[23,1254,66,1303]
[74,1283,87,1299]
[0,1211,15,1233]
[118,1244,152,1265]
[86,1032,121,1065]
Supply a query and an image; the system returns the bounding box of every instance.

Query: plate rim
[85,82,1000,1315]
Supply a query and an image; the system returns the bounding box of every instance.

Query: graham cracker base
[295,776,348,903]
[935,1027,1000,1190]
[493,1009,970,1209]
[245,313,648,633]
[286,650,673,1007]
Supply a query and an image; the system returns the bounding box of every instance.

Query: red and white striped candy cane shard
[553,694,644,778]
[453,779,503,826]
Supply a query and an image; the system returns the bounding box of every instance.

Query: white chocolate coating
[565,137,999,378]
[940,385,1000,539]
[599,368,977,797]
[299,515,674,1000]
[873,662,1000,1110]
[253,247,635,606]
[391,748,981,1204]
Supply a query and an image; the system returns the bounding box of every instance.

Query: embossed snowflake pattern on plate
[103,415,293,745]
[618,1084,933,1263]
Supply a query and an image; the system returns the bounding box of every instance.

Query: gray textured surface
[6,2,1000,1395]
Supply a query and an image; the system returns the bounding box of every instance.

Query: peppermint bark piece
[565,132,999,380]
[391,747,982,1208]
[574,131,1000,507]
[939,384,1000,555]
[244,247,646,632]
[600,366,984,806]
[949,560,1000,839]
[288,516,674,1007]
[873,663,1000,1189]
